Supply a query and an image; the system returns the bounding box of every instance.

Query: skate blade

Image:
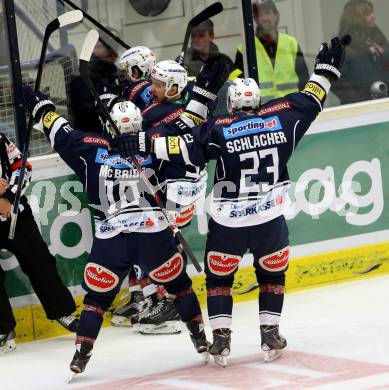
[213,355,227,367]
[68,371,78,383]
[111,315,133,327]
[264,349,284,362]
[137,321,181,335]
[200,351,210,364]
[0,340,16,356]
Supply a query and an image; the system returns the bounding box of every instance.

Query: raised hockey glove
[193,55,230,105]
[110,131,150,158]
[22,85,56,122]
[314,37,345,81]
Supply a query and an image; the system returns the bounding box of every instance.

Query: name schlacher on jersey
[224,116,287,153]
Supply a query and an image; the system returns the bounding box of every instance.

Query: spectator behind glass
[333,0,389,104]
[176,19,233,78]
[230,0,309,103]
[70,28,121,132]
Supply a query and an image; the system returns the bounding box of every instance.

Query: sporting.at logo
[223,116,282,139]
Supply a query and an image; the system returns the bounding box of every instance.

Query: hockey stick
[232,283,259,295]
[8,10,83,240]
[60,0,131,50]
[79,30,202,273]
[178,2,223,66]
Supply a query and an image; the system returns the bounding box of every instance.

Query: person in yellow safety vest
[230,0,309,103]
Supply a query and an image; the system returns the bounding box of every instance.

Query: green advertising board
[2,116,389,302]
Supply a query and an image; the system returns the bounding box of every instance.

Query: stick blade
[80,30,99,62]
[58,10,83,27]
[190,2,223,27]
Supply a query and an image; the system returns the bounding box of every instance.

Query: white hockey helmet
[150,60,188,99]
[227,78,261,113]
[118,46,156,81]
[108,101,143,135]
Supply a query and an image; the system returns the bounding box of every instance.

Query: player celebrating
[121,37,345,366]
[20,81,224,374]
[118,46,156,110]
[112,58,229,333]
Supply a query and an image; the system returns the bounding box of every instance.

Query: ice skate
[186,319,210,363]
[135,296,181,335]
[260,325,287,362]
[56,315,79,332]
[69,341,93,378]
[209,328,231,367]
[0,331,16,355]
[111,290,144,327]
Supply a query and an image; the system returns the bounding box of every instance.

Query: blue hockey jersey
[153,75,330,227]
[36,113,168,238]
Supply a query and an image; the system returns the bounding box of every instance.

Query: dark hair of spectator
[339,0,373,37]
[253,0,280,32]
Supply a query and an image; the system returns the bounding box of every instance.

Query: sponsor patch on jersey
[303,82,326,101]
[84,262,119,292]
[168,136,180,154]
[153,108,185,128]
[95,148,152,168]
[129,80,150,101]
[215,116,237,126]
[223,116,282,139]
[6,143,21,161]
[207,251,241,276]
[43,111,59,128]
[258,246,289,272]
[149,253,184,283]
[98,216,155,234]
[139,85,153,105]
[83,136,110,148]
[258,101,291,116]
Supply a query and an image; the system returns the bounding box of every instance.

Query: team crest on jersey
[95,148,152,168]
[140,86,153,105]
[149,253,184,283]
[84,263,119,292]
[223,116,282,139]
[258,246,289,272]
[207,251,241,276]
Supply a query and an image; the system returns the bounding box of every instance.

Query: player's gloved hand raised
[21,85,56,121]
[110,131,150,158]
[314,37,345,81]
[97,80,120,111]
[193,55,230,104]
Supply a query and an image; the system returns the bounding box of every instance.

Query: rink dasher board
[3,97,389,343]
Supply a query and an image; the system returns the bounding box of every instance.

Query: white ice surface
[2,275,389,390]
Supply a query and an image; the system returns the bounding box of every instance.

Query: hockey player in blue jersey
[21,91,215,375]
[119,37,345,366]
[111,58,229,331]
[118,46,156,110]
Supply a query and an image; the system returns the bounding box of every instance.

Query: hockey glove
[193,55,230,105]
[314,37,345,81]
[110,131,150,158]
[22,85,56,122]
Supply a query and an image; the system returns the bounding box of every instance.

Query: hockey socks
[76,304,104,341]
[207,287,233,330]
[258,284,284,326]
[173,286,202,322]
